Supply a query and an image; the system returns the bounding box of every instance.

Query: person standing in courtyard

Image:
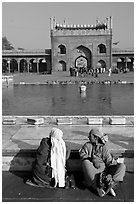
[108,67,112,76]
[26,127,71,188]
[79,128,126,197]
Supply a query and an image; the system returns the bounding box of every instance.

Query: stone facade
[2,49,51,74]
[50,17,112,72]
[2,17,134,74]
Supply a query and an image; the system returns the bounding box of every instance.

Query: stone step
[2,149,134,172]
[2,118,134,173]
[109,117,126,125]
[2,116,134,126]
[56,118,72,125]
[27,117,44,125]
[87,117,103,125]
[2,118,16,125]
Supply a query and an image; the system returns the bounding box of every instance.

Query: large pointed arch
[75,55,88,68]
[76,45,92,68]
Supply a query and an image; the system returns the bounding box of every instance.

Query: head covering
[89,128,108,144]
[50,128,66,187]
[90,128,103,138]
[50,127,63,140]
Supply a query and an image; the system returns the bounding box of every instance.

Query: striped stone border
[2,115,134,126]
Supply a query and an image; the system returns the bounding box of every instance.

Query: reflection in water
[97,85,112,113]
[2,84,134,116]
[80,92,87,99]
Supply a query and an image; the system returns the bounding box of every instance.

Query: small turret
[52,17,110,31]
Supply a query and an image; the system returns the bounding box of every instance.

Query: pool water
[2,84,134,116]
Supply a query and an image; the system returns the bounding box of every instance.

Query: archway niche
[58,60,66,71]
[127,57,133,71]
[39,59,47,73]
[58,44,66,54]
[97,59,106,73]
[10,59,18,73]
[98,44,106,53]
[20,59,27,73]
[2,59,8,73]
[29,59,37,72]
[117,57,125,70]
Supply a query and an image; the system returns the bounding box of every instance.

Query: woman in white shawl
[26,128,70,188]
[50,127,67,187]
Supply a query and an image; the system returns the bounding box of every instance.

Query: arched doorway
[10,59,18,73]
[117,58,125,70]
[97,60,106,73]
[2,59,8,73]
[59,60,66,71]
[20,59,27,73]
[98,44,106,53]
[39,59,47,73]
[29,59,37,72]
[75,56,87,68]
[58,44,66,54]
[75,55,88,75]
[128,57,134,71]
[76,45,92,69]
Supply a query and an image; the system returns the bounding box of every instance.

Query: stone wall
[51,18,112,72]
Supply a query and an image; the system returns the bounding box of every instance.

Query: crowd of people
[69,66,129,78]
[70,66,107,78]
[26,127,126,198]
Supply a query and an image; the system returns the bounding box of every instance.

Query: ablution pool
[2,83,134,116]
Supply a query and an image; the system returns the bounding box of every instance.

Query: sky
[2,1,134,50]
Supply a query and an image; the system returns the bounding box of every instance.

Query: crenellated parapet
[50,17,114,72]
[50,17,112,36]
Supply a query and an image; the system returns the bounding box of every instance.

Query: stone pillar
[125,57,127,69]
[7,60,10,73]
[36,59,39,73]
[27,60,29,73]
[109,16,112,69]
[46,56,52,74]
[17,59,20,73]
[110,35,112,69]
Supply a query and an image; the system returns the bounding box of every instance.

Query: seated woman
[26,127,71,188]
[79,128,126,197]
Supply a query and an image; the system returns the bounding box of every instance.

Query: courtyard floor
[2,71,134,202]
[2,170,134,202]
[3,71,134,84]
[2,122,134,202]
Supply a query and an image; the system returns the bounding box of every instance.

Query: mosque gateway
[2,17,134,73]
[50,17,112,72]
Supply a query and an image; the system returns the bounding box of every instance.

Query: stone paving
[3,124,134,151]
[2,72,134,201]
[2,171,134,202]
[2,118,134,172]
[2,119,134,201]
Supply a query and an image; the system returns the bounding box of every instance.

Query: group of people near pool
[69,66,103,78]
[26,127,126,198]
